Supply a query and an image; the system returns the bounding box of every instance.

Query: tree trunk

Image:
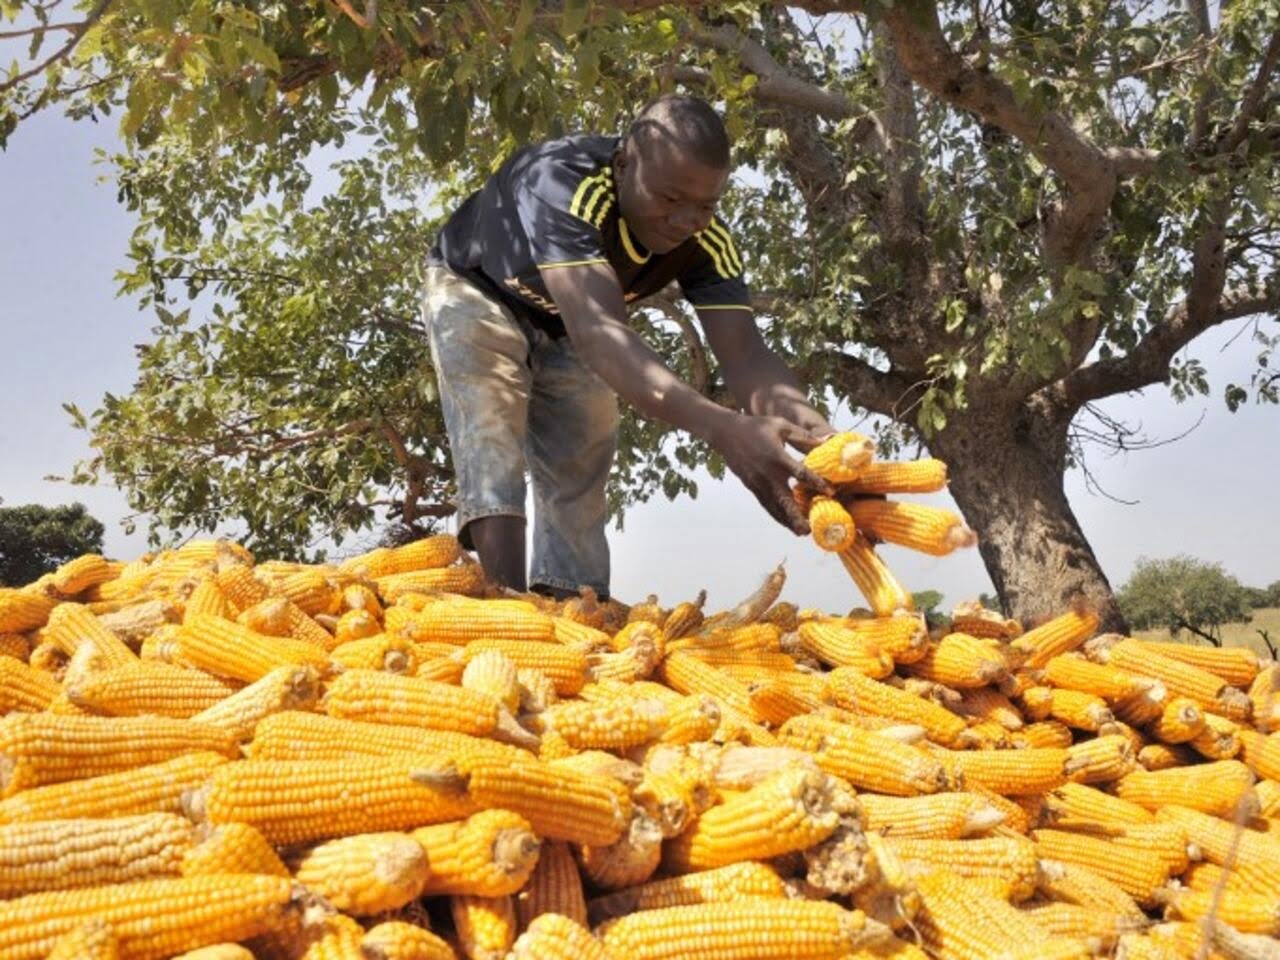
[932,407,1128,633]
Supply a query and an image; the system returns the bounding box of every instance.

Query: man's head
[613,96,731,255]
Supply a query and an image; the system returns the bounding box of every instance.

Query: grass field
[1132,606,1280,658]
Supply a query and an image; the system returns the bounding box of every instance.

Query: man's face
[614,137,730,255]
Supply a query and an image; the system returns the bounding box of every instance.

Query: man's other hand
[714,413,835,535]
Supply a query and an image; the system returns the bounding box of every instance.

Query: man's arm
[696,306,835,447]
[541,263,830,534]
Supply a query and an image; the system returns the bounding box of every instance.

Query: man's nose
[670,205,711,236]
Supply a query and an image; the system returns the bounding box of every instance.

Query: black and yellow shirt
[430,134,750,338]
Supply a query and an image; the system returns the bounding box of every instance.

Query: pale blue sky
[1,104,1276,613]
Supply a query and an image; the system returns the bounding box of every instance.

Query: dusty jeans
[421,263,618,598]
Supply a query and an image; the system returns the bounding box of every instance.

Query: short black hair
[627,95,730,170]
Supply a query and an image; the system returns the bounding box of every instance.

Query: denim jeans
[421,263,618,598]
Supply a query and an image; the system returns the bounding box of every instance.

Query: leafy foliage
[0,502,104,586]
[1117,555,1253,645]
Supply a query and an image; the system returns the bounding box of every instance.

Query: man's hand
[714,413,835,535]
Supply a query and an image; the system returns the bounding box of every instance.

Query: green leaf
[561,0,589,37]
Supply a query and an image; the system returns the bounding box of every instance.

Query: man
[423,95,836,600]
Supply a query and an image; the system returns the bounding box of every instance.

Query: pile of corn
[0,432,1277,960]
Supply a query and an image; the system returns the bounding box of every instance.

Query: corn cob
[1036,859,1146,921]
[0,632,29,660]
[824,666,970,746]
[0,713,237,797]
[1155,804,1280,893]
[451,894,516,960]
[934,746,1069,796]
[235,598,292,637]
[1238,729,1280,782]
[390,596,553,645]
[0,812,195,897]
[180,822,289,878]
[190,664,320,742]
[44,919,119,960]
[410,809,539,897]
[1012,720,1075,749]
[0,874,299,960]
[1159,887,1280,936]
[837,537,914,616]
[458,640,586,697]
[559,585,605,628]
[0,654,60,712]
[460,649,521,713]
[359,921,456,960]
[841,458,947,494]
[600,899,891,960]
[51,555,115,597]
[807,496,857,552]
[949,600,1022,641]
[885,834,1040,900]
[1031,828,1172,903]
[1115,759,1257,818]
[44,603,137,667]
[322,668,505,738]
[845,499,975,556]
[1020,901,1141,951]
[1134,640,1260,688]
[64,660,240,718]
[0,588,56,633]
[247,710,530,767]
[1042,653,1154,703]
[332,608,380,646]
[1008,605,1098,670]
[663,765,840,873]
[577,808,665,890]
[908,632,1008,688]
[857,792,1006,839]
[1189,710,1242,760]
[178,613,332,683]
[516,839,588,928]
[463,756,630,846]
[1064,734,1135,783]
[779,714,947,795]
[794,620,895,676]
[189,755,473,846]
[1147,696,1206,743]
[169,946,256,960]
[1101,639,1252,720]
[662,590,707,640]
[182,580,235,623]
[509,914,612,960]
[1044,781,1154,827]
[804,432,875,483]
[289,831,429,916]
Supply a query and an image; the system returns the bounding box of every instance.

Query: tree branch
[853,0,1120,266]
[1221,29,1280,155]
[823,350,917,419]
[1053,275,1280,407]
[0,0,112,95]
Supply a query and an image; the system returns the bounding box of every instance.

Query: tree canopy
[1116,554,1252,644]
[4,0,1278,623]
[0,502,104,586]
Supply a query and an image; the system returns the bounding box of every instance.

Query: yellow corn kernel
[461,649,522,712]
[360,921,456,960]
[0,654,60,712]
[578,809,665,890]
[509,914,612,960]
[778,714,947,796]
[825,665,970,747]
[858,792,1006,839]
[516,839,588,928]
[837,537,914,616]
[290,831,429,916]
[1115,759,1256,818]
[180,821,289,878]
[450,894,516,960]
[908,632,1008,689]
[191,665,321,742]
[841,458,947,494]
[0,874,297,960]
[0,713,237,797]
[0,812,195,897]
[189,755,474,846]
[52,555,115,597]
[0,588,57,633]
[600,899,892,960]
[411,809,539,897]
[804,431,875,483]
[1008,605,1098,670]
[809,496,857,552]
[64,660,240,718]
[44,919,119,960]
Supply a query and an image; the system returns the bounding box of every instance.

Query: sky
[2,98,1277,616]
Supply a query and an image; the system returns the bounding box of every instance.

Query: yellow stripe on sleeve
[692,303,752,311]
[705,220,743,274]
[695,233,733,280]
[537,258,610,269]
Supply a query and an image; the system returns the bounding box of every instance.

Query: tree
[0,502,104,586]
[4,2,1278,626]
[1116,555,1252,645]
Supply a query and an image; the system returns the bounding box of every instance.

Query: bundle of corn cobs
[0,433,1277,960]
